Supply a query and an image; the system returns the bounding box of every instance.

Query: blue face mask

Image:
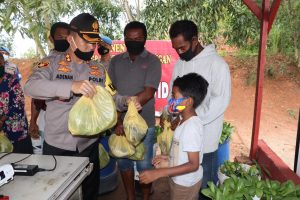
[168,97,187,113]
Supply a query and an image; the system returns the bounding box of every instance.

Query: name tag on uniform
[56,74,73,80]
[89,77,103,83]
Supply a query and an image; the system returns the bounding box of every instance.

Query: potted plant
[202,174,300,200]
[217,161,261,185]
[217,122,235,169]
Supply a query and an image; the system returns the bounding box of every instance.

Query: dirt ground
[13,53,300,199]
[224,55,300,168]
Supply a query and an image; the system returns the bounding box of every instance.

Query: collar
[122,49,148,59]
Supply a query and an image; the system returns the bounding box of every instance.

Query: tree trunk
[44,16,53,53]
[122,0,135,21]
[136,0,140,21]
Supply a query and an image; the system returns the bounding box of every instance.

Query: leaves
[0,0,74,57]
[0,0,299,63]
[75,0,123,39]
[142,0,249,43]
[202,175,300,200]
[154,125,163,139]
[219,121,234,144]
[220,161,261,179]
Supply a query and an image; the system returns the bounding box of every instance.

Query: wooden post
[249,0,270,159]
[242,0,262,20]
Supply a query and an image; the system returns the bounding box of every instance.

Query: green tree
[222,1,259,49]
[142,0,238,43]
[142,0,300,69]
[0,0,72,57]
[119,0,142,22]
[268,0,300,67]
[74,0,123,39]
[0,33,14,53]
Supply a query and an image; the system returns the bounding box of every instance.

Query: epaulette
[35,60,50,68]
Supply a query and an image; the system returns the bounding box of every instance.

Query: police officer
[24,13,131,200]
[29,22,70,153]
[97,35,112,70]
[48,22,70,55]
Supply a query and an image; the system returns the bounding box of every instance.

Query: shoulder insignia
[89,65,102,77]
[89,70,101,77]
[57,60,72,73]
[65,54,71,62]
[89,65,98,70]
[37,61,50,68]
[58,60,69,67]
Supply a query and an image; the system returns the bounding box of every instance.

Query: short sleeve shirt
[25,52,106,152]
[108,49,161,127]
[169,116,204,187]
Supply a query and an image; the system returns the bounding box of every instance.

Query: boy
[139,73,209,200]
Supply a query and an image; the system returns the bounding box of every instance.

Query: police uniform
[24,13,120,200]
[25,52,106,152]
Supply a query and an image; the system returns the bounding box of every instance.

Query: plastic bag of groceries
[129,142,145,160]
[99,143,110,169]
[68,85,117,136]
[0,131,13,153]
[108,134,135,158]
[104,69,117,96]
[123,101,148,146]
[157,121,174,155]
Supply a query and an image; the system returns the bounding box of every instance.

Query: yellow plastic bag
[129,142,145,160]
[99,144,110,169]
[108,134,135,158]
[123,101,148,146]
[104,70,117,96]
[0,131,13,153]
[68,85,117,136]
[157,121,174,155]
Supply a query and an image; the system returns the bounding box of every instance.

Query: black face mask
[179,41,197,61]
[125,41,145,55]
[54,39,70,52]
[98,46,109,55]
[74,49,94,61]
[0,65,5,78]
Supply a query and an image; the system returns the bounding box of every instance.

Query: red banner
[109,40,179,114]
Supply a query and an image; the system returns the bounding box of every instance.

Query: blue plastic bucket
[217,139,230,169]
[99,135,119,195]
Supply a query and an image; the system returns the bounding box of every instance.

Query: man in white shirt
[168,20,231,199]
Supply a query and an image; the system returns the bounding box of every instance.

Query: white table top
[0,153,90,200]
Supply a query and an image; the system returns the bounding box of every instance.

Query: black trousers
[13,135,33,154]
[43,141,99,200]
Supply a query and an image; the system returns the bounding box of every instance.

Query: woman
[0,53,33,153]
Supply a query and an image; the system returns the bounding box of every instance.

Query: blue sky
[13,31,36,58]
